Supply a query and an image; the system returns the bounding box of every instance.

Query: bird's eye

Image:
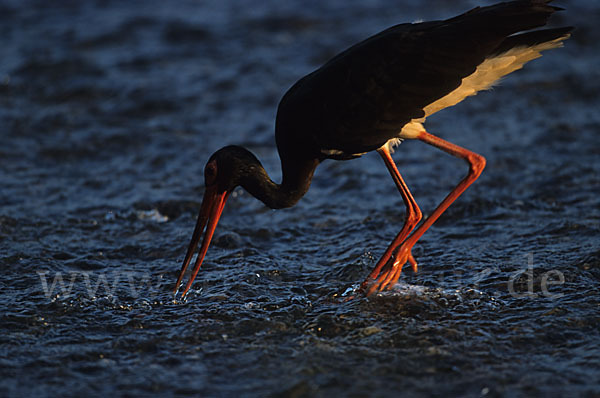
[204,161,217,185]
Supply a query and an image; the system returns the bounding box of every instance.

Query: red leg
[360,145,422,291]
[367,130,486,295]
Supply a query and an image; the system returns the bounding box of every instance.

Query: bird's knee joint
[411,208,423,224]
[404,206,422,228]
[467,153,486,176]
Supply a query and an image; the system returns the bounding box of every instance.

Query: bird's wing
[276,0,570,158]
[420,27,572,119]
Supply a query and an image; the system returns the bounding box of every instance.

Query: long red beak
[174,186,230,298]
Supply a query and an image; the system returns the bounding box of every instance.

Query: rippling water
[1,0,599,396]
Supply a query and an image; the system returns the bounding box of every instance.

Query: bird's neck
[242,154,319,210]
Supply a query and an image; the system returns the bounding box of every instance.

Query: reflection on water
[1,0,599,396]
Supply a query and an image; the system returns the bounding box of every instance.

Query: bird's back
[275,0,572,160]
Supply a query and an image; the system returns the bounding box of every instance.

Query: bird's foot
[364,244,417,296]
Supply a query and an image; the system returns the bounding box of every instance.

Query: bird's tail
[492,26,574,56]
[447,0,566,38]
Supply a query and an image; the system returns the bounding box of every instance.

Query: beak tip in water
[174,188,230,301]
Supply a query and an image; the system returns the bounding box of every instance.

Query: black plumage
[174,0,572,298]
[276,0,570,160]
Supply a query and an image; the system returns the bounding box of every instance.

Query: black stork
[174,0,572,298]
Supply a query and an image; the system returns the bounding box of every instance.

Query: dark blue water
[1,0,599,396]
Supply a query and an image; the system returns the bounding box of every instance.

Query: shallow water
[1,0,599,396]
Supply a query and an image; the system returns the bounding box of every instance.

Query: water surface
[1,0,599,396]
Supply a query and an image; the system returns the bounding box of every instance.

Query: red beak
[174,186,230,298]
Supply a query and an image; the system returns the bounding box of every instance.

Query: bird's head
[203,145,260,191]
[173,146,262,298]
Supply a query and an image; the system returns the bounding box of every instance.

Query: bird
[173,0,572,299]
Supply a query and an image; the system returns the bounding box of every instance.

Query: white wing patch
[415,33,571,121]
[335,33,571,155]
[321,148,345,156]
